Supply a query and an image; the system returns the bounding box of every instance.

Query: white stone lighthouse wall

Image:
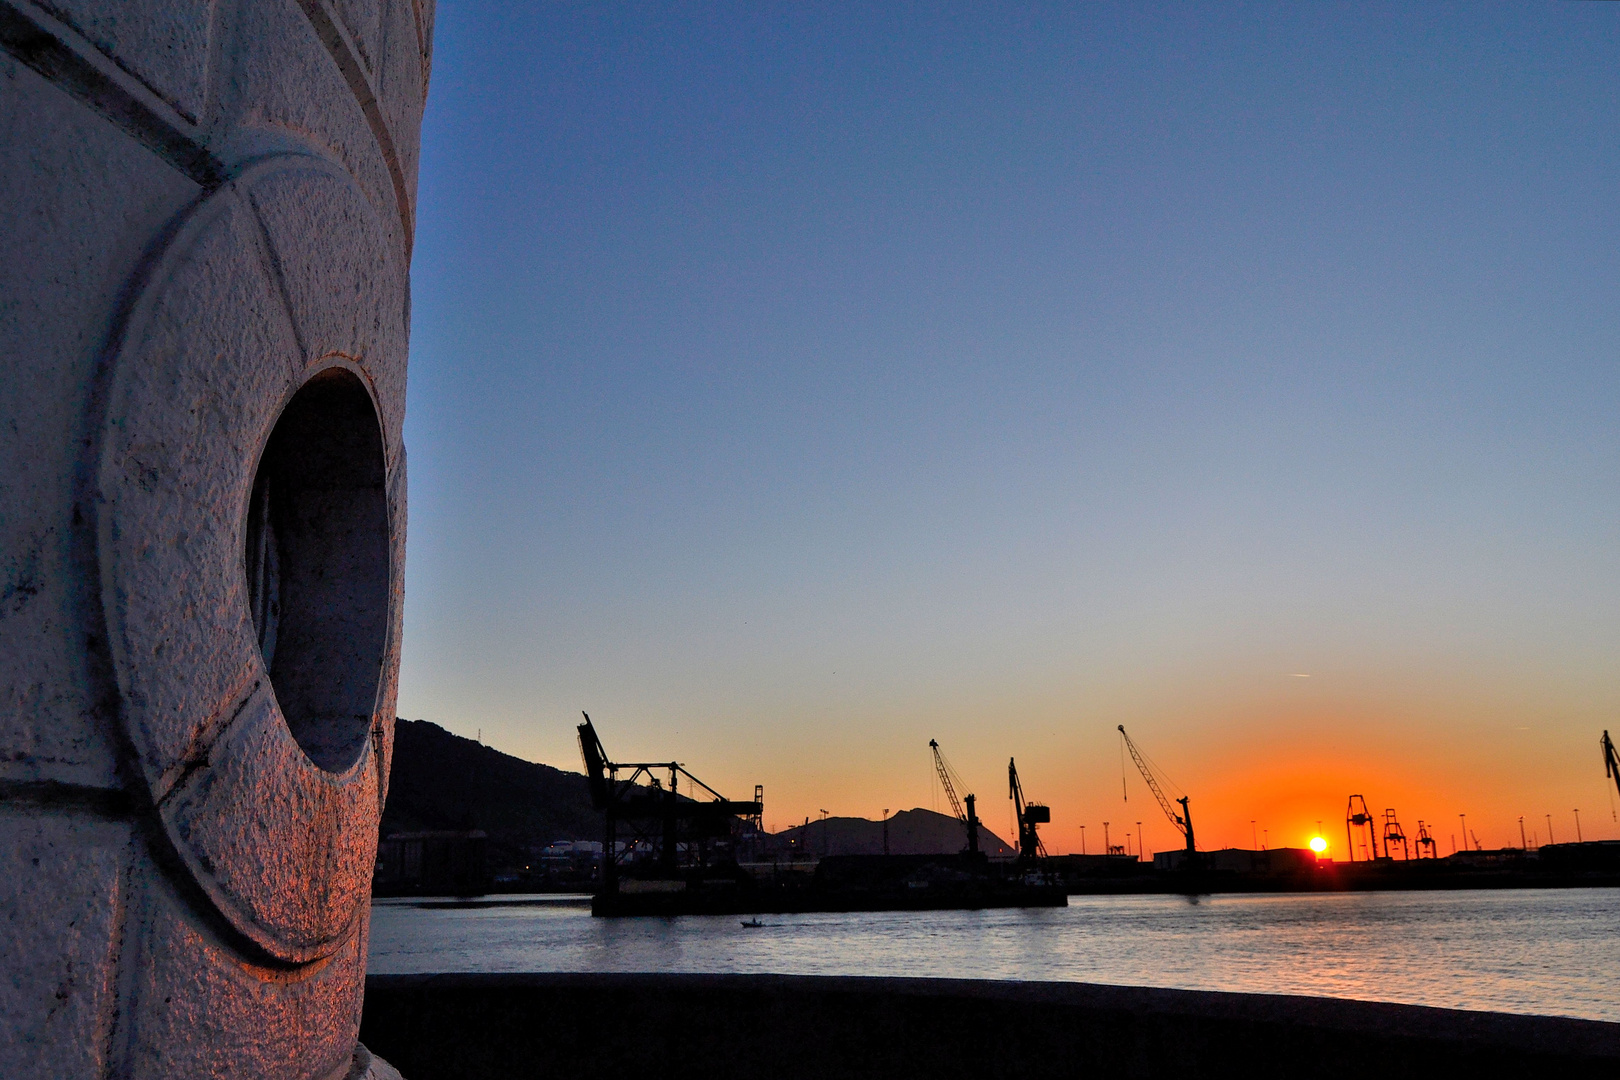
[0,1,432,1076]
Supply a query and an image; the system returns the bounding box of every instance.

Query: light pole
[1575,809,1583,843]
[882,808,890,856]
[1546,814,1554,846]
[1080,825,1086,855]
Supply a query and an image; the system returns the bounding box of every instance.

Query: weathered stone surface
[209,0,406,262]
[375,458,407,807]
[375,0,425,218]
[162,680,380,961]
[355,1044,407,1080]
[0,52,200,790]
[0,807,129,1077]
[36,0,216,122]
[333,0,383,79]
[119,862,369,1080]
[98,183,300,791]
[243,158,410,456]
[98,160,403,964]
[0,0,430,1072]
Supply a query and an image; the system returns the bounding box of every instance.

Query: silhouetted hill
[382,719,601,865]
[770,808,1015,858]
[382,722,1014,868]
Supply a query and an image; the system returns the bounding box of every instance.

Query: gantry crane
[930,739,981,856]
[1117,726,1196,862]
[1346,795,1380,862]
[1008,757,1050,867]
[578,713,762,895]
[1382,808,1409,860]
[1414,820,1437,859]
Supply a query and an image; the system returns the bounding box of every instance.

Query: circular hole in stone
[245,368,389,772]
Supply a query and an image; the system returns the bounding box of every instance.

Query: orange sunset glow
[482,641,1620,859]
[474,664,1618,860]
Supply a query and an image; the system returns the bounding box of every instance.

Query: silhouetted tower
[1414,820,1437,859]
[1346,796,1380,862]
[749,785,765,860]
[1008,758,1050,868]
[1381,809,1409,860]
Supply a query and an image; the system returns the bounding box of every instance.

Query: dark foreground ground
[362,971,1620,1079]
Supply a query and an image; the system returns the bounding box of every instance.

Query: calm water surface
[369,889,1620,1021]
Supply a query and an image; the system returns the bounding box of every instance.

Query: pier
[362,971,1620,1079]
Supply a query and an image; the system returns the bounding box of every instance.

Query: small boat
[740,917,763,928]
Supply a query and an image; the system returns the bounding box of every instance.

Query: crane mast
[930,739,980,856]
[1118,725,1196,857]
[1008,757,1050,865]
[1604,731,1620,808]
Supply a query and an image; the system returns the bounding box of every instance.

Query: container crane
[930,739,980,857]
[1117,726,1195,862]
[1008,757,1050,866]
[1414,820,1437,859]
[1382,808,1409,860]
[1346,795,1380,862]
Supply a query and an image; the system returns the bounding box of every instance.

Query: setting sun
[1309,837,1328,855]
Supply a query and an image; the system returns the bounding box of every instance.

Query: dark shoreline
[374,873,1620,914]
[362,971,1620,1079]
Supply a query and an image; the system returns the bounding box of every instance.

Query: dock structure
[578,714,763,912]
[578,719,1068,915]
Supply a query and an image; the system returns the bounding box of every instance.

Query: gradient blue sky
[399,3,1620,853]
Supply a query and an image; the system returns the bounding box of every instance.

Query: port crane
[1414,820,1438,859]
[930,739,981,856]
[1346,795,1380,861]
[1604,731,1620,819]
[1117,726,1196,862]
[578,713,762,894]
[1382,808,1409,860]
[1008,757,1050,866]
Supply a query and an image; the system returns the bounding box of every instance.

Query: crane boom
[930,739,966,822]
[1118,725,1196,856]
[930,739,980,856]
[1118,726,1179,835]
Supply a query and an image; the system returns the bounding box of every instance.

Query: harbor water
[369,887,1620,1022]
